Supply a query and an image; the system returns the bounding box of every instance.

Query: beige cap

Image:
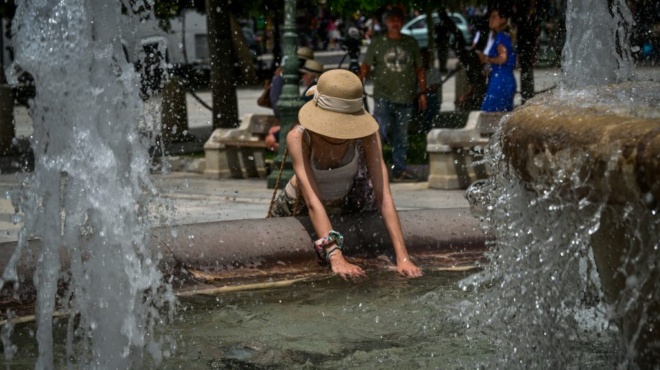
[300,59,324,75]
[296,47,314,60]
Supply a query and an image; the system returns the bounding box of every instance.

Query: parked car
[401,12,472,49]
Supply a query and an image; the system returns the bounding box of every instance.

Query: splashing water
[464,130,619,367]
[464,0,659,366]
[464,87,659,368]
[1,1,175,368]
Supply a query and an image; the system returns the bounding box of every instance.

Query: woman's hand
[476,51,487,64]
[328,251,366,281]
[264,126,280,151]
[396,257,423,278]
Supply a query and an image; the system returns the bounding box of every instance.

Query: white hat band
[311,86,363,114]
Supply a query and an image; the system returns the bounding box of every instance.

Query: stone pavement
[0,63,570,244]
[0,172,470,245]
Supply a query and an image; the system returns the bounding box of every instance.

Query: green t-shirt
[363,34,422,104]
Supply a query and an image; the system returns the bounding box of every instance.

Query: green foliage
[407,132,429,164]
[324,0,488,17]
[325,0,385,14]
[382,132,428,166]
[151,0,205,18]
[148,0,490,21]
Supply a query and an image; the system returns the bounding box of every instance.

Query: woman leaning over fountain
[269,69,423,280]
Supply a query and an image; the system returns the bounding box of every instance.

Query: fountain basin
[0,208,486,300]
[502,101,659,208]
[499,83,660,367]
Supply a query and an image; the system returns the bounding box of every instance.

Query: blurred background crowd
[237,0,659,80]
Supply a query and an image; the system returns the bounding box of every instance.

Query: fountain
[465,0,659,367]
[0,0,657,368]
[0,0,486,367]
[1,1,175,368]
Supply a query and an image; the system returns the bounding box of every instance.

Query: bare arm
[286,127,330,235]
[264,126,280,151]
[415,66,427,111]
[361,133,423,277]
[359,63,371,83]
[286,127,366,280]
[479,43,509,65]
[489,43,509,65]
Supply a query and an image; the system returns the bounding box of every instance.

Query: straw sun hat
[298,69,378,140]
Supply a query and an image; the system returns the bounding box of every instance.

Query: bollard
[161,76,189,143]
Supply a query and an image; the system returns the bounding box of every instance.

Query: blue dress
[481,32,517,112]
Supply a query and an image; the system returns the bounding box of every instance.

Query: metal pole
[267,0,303,189]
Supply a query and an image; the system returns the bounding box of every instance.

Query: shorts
[269,190,308,217]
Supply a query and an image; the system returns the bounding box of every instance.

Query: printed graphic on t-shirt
[384,46,410,72]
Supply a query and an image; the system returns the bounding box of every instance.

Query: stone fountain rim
[500,90,660,209]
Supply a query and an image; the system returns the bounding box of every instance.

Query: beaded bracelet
[313,230,344,259]
[325,245,342,261]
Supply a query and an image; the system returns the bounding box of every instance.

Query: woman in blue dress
[479,8,517,112]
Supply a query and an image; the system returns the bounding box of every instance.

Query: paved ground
[0,172,469,244]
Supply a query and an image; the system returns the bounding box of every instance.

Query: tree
[0,2,17,155]
[0,1,17,85]
[153,0,247,129]
[509,0,551,104]
[205,0,240,129]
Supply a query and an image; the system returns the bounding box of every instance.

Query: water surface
[3,270,620,369]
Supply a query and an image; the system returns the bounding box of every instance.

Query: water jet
[465,0,659,367]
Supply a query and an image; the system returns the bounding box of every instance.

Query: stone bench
[426,111,506,189]
[203,114,279,179]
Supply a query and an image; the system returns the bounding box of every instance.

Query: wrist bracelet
[325,245,342,261]
[313,230,344,258]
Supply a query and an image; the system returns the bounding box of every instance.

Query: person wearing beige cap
[269,69,423,280]
[296,46,314,61]
[269,47,315,118]
[265,59,324,152]
[300,59,324,101]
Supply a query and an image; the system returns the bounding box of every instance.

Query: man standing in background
[360,6,426,182]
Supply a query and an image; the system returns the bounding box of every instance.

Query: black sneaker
[392,170,418,183]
